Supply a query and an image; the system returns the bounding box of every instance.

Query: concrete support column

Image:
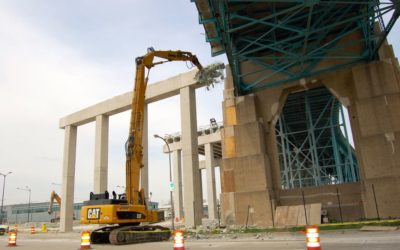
[141,104,149,199]
[180,86,202,227]
[60,125,77,232]
[172,150,183,220]
[94,115,109,193]
[199,168,203,212]
[205,143,217,219]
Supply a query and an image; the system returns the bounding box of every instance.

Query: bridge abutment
[220,42,400,226]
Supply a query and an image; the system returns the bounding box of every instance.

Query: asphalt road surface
[1,229,400,249]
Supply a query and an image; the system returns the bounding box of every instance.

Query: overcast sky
[0,0,227,206]
[0,1,399,207]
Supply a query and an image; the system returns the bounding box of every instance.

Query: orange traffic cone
[173,230,185,250]
[306,225,321,250]
[30,225,35,234]
[80,231,91,249]
[8,231,17,247]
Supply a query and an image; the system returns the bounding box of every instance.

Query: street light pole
[28,189,31,223]
[0,171,12,224]
[17,186,31,223]
[154,134,174,230]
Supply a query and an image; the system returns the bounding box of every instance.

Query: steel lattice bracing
[276,87,359,189]
[192,0,399,95]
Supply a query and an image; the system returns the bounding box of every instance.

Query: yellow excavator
[48,191,62,223]
[48,191,76,222]
[80,48,202,245]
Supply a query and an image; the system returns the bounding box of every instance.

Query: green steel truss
[192,0,399,95]
[275,87,359,189]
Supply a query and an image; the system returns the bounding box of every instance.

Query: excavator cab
[81,189,163,225]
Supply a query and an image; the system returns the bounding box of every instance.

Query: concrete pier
[93,115,109,193]
[163,127,222,222]
[205,143,217,219]
[60,125,77,232]
[172,150,183,220]
[219,43,400,226]
[180,86,202,226]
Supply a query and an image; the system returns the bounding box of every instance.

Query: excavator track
[109,225,171,245]
[90,225,120,244]
[90,225,171,245]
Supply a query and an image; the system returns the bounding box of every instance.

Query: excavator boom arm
[125,49,202,205]
[48,191,61,214]
[141,49,203,70]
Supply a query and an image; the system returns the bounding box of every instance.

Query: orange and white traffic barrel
[30,225,35,234]
[306,225,321,250]
[80,231,91,249]
[8,231,17,247]
[173,230,185,250]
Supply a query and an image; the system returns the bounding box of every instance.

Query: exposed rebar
[195,62,225,90]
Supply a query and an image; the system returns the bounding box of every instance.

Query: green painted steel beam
[192,0,399,95]
[276,87,359,189]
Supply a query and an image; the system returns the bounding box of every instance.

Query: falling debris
[195,62,225,90]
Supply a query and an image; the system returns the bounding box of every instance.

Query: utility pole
[0,171,12,224]
[154,134,175,230]
[17,186,32,223]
